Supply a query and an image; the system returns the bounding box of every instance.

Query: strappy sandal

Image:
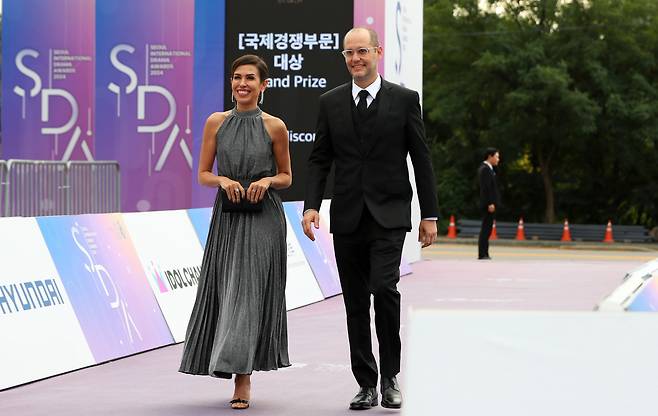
[230,398,250,410]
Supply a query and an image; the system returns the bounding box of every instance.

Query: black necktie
[357,90,369,115]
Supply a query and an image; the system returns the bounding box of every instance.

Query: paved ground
[2,245,654,415]
[427,241,658,262]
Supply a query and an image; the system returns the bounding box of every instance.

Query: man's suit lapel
[363,79,393,156]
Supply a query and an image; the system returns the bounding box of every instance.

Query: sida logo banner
[37,214,174,363]
[2,0,95,161]
[95,0,195,212]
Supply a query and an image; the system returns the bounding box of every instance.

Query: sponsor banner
[191,0,226,208]
[384,0,422,93]
[187,206,214,247]
[37,214,173,363]
[0,218,95,390]
[624,259,658,312]
[225,0,353,201]
[96,0,195,212]
[597,259,658,311]
[320,200,413,276]
[123,210,203,342]
[285,219,325,310]
[284,201,342,298]
[627,277,658,311]
[387,0,424,263]
[189,204,324,310]
[2,0,95,161]
[354,0,386,76]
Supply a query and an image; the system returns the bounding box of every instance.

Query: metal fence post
[0,161,8,217]
[1,159,121,217]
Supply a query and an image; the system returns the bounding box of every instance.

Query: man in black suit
[478,147,501,259]
[302,27,439,410]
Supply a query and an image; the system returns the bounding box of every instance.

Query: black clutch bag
[221,179,264,213]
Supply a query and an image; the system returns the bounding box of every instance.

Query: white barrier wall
[386,0,425,263]
[123,210,204,342]
[0,205,352,389]
[597,258,658,311]
[0,218,95,390]
[285,220,325,310]
[404,310,658,416]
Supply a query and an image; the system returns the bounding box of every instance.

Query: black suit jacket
[304,79,439,234]
[478,162,500,211]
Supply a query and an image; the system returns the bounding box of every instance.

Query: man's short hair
[483,147,499,160]
[344,27,380,47]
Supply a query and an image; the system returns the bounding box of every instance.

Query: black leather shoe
[478,256,492,260]
[349,387,378,410]
[381,376,402,409]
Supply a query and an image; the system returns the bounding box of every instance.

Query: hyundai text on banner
[0,218,95,390]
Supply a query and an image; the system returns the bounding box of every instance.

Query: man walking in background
[478,147,500,260]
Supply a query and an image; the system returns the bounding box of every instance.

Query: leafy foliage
[424,0,658,228]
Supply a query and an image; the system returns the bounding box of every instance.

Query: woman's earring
[259,90,265,105]
[231,94,235,103]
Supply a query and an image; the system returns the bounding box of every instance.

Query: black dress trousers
[333,206,406,387]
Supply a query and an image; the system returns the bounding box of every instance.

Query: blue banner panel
[191,0,226,208]
[187,206,214,247]
[37,214,173,364]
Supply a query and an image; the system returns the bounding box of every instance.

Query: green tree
[425,0,658,228]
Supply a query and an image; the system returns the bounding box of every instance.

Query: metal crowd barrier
[1,160,120,217]
[0,161,7,217]
[68,161,121,215]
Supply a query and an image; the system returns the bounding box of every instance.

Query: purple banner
[37,213,173,363]
[354,0,386,77]
[2,0,95,161]
[95,0,195,212]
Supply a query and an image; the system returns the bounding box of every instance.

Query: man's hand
[488,204,496,213]
[418,219,438,248]
[302,209,321,241]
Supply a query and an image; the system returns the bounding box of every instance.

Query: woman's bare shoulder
[203,111,231,136]
[261,112,287,134]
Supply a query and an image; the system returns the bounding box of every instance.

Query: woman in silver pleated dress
[179,55,292,410]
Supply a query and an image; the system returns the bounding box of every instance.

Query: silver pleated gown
[179,107,290,378]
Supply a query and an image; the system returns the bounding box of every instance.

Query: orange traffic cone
[446,215,457,239]
[515,218,526,240]
[603,220,614,243]
[561,219,572,242]
[489,220,498,240]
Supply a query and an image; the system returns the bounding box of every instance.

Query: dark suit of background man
[302,27,439,411]
[478,147,501,260]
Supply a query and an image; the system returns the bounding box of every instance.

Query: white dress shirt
[352,75,382,109]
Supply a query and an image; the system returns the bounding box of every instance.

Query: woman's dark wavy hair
[230,54,269,81]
